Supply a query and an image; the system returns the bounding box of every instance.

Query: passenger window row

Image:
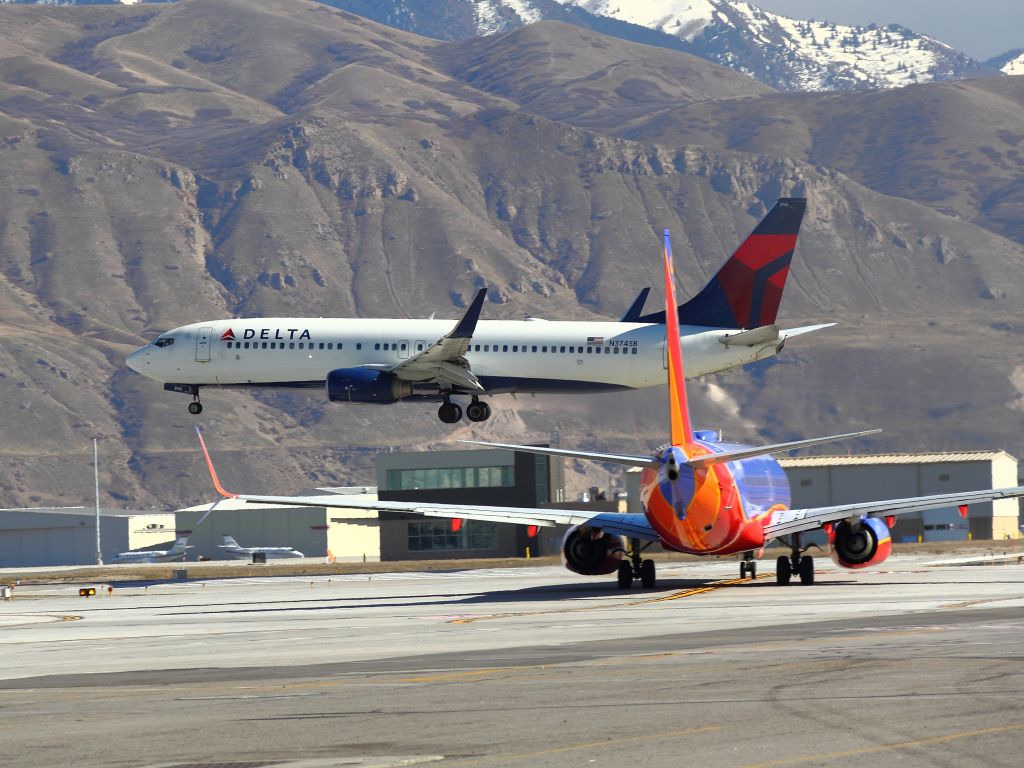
[224,341,639,355]
[471,344,638,355]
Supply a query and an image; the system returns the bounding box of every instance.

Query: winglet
[195,426,238,499]
[620,287,651,322]
[450,288,487,339]
[663,229,694,446]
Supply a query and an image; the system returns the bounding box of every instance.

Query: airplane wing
[195,426,660,541]
[383,287,487,392]
[764,485,1024,540]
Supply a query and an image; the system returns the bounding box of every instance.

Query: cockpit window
[154,337,175,348]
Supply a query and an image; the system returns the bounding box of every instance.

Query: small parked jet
[194,229,1024,589]
[127,199,828,424]
[112,536,190,564]
[217,534,304,560]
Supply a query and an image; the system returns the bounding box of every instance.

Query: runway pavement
[1,555,1023,767]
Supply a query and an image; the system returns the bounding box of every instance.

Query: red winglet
[196,426,239,499]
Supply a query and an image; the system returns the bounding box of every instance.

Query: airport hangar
[3,448,1020,567]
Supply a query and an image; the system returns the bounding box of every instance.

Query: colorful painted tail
[639,198,806,329]
[662,230,694,448]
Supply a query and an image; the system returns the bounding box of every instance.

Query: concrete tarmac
[1,555,1023,767]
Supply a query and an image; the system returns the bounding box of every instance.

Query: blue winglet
[450,288,487,339]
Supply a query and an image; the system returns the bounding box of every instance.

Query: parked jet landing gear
[465,397,491,423]
[617,538,656,589]
[776,533,814,585]
[437,398,462,424]
[739,550,757,579]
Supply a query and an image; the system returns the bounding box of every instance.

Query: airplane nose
[125,346,147,373]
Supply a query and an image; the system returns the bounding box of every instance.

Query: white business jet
[217,534,304,560]
[112,536,190,564]
[126,199,826,424]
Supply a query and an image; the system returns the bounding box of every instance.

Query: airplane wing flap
[764,485,1024,540]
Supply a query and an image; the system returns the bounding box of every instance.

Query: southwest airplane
[194,230,1024,588]
[127,198,829,424]
[218,534,304,560]
[112,536,190,564]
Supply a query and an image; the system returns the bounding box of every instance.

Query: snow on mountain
[554,0,991,91]
[988,49,1024,76]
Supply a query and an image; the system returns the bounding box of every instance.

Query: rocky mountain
[321,0,1000,92]
[989,49,1024,76]
[0,0,1023,510]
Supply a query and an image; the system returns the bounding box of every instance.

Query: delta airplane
[218,534,304,560]
[112,536,190,564]
[195,229,1024,588]
[127,198,829,424]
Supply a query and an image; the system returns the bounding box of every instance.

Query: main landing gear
[739,550,757,579]
[465,397,491,423]
[437,395,491,424]
[617,538,656,589]
[776,533,815,585]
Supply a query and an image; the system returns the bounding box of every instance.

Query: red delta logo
[220,329,236,341]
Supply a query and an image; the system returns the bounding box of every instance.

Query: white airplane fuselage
[126,318,780,394]
[219,547,304,560]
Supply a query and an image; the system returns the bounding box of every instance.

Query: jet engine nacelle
[326,367,413,404]
[830,517,892,569]
[561,525,626,576]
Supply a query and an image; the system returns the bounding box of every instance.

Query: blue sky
[753,0,1023,60]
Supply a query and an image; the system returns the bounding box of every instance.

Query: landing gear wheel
[617,560,633,590]
[748,561,757,579]
[188,401,203,415]
[465,399,491,422]
[739,561,748,579]
[438,402,462,424]
[776,555,791,585]
[798,555,815,585]
[639,559,656,589]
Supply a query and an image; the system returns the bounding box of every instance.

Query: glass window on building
[385,465,514,490]
[407,520,498,551]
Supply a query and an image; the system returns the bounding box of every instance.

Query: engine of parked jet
[561,525,626,575]
[829,517,892,569]
[326,367,413,404]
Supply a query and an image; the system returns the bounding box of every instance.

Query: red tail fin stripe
[731,235,797,269]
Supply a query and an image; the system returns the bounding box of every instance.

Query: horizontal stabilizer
[686,429,881,469]
[781,322,836,339]
[720,325,779,347]
[458,440,655,468]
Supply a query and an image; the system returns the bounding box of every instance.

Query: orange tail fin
[663,230,694,447]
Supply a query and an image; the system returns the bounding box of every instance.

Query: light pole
[94,438,103,565]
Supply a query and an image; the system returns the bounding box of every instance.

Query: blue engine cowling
[326,367,413,404]
[560,525,626,576]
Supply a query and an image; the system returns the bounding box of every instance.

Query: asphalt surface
[1,556,1023,768]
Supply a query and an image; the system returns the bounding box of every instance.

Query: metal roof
[779,450,1015,468]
